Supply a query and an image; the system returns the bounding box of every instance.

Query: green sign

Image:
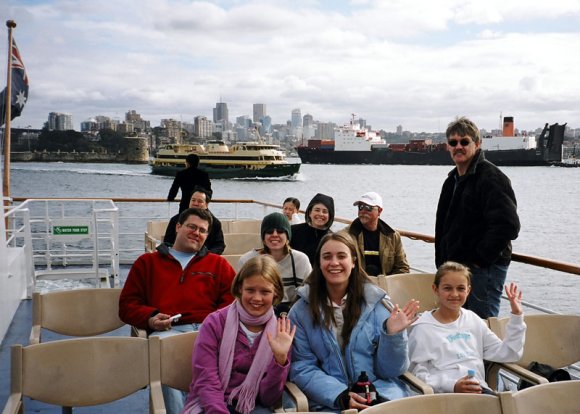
[53,225,90,236]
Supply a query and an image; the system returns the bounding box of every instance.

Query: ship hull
[151,162,301,179]
[296,147,554,167]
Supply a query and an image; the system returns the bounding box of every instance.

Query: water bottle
[467,369,477,381]
[351,371,377,405]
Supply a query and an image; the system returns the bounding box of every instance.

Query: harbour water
[10,161,580,315]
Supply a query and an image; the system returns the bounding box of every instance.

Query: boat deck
[0,267,150,413]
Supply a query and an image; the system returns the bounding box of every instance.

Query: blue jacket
[288,283,410,411]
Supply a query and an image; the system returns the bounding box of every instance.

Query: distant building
[213,101,229,129]
[117,122,134,134]
[194,116,213,139]
[315,122,335,140]
[81,118,98,132]
[396,125,403,135]
[253,103,266,123]
[303,114,315,140]
[48,112,74,131]
[161,118,182,143]
[236,115,251,129]
[125,109,151,132]
[260,115,272,135]
[291,108,302,129]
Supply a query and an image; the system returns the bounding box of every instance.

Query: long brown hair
[306,232,369,350]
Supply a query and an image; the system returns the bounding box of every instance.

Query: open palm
[267,316,296,365]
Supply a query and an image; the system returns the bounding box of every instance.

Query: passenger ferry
[150,140,301,179]
[1,196,578,412]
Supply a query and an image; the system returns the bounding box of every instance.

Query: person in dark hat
[167,153,212,213]
[238,212,311,315]
[290,193,335,264]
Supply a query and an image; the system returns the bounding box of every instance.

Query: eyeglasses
[357,204,376,212]
[265,228,286,235]
[184,224,208,235]
[448,138,473,147]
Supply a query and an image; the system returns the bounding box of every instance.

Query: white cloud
[1,0,579,131]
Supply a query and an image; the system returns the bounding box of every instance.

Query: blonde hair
[231,255,284,305]
[434,261,472,287]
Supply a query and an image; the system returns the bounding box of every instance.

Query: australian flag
[0,38,29,127]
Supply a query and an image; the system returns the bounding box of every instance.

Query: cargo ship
[151,140,301,178]
[297,116,566,166]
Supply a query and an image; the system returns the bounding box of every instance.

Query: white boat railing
[10,197,580,310]
[6,198,120,289]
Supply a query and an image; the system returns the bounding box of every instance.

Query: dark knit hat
[261,212,292,240]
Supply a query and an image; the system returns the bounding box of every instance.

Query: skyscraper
[253,103,266,123]
[48,112,74,131]
[213,101,229,128]
[291,108,302,129]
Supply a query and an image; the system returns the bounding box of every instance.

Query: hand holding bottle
[454,369,482,393]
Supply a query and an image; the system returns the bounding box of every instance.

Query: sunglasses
[265,228,286,235]
[357,204,376,212]
[448,138,473,147]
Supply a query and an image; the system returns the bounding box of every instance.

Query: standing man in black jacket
[435,117,520,319]
[167,154,211,213]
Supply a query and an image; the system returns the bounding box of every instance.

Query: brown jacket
[345,218,410,275]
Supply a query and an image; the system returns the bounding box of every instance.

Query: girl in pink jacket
[182,255,296,414]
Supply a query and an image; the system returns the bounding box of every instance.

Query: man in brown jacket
[346,192,409,276]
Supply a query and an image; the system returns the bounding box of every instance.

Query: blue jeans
[151,323,202,414]
[466,263,509,319]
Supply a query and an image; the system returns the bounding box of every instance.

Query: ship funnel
[503,116,514,137]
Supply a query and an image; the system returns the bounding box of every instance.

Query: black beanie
[261,212,292,240]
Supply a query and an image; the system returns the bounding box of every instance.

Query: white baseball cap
[353,192,383,209]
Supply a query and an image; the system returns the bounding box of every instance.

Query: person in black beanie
[290,193,335,264]
[238,212,311,316]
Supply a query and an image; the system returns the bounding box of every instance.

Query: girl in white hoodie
[408,261,526,394]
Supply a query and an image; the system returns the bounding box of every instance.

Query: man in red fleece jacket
[119,208,236,333]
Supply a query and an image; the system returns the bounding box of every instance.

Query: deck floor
[0,268,150,413]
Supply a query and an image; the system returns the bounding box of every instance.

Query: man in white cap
[345,191,409,276]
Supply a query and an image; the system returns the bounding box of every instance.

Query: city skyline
[1,0,579,132]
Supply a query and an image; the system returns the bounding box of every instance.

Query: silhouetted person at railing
[167,154,212,213]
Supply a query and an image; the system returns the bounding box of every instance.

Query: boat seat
[149,332,308,413]
[365,275,434,395]
[2,337,150,414]
[222,254,243,272]
[487,314,580,390]
[358,393,502,414]
[223,233,263,255]
[499,380,580,414]
[149,331,199,412]
[29,288,125,345]
[145,220,169,252]
[382,273,437,313]
[225,219,262,234]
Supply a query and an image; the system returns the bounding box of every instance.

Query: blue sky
[1,0,579,132]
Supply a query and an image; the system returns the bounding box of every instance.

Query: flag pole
[3,20,16,206]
